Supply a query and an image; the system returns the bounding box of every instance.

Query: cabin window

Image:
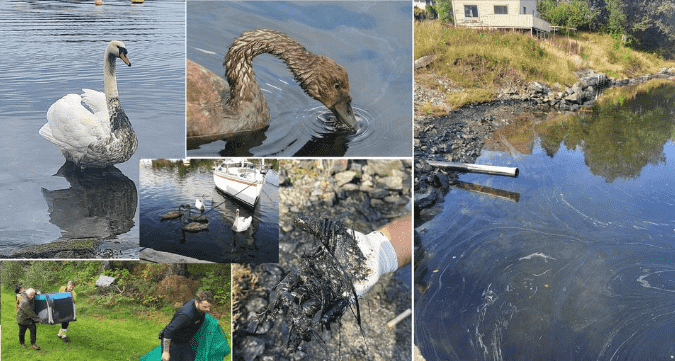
[523,6,526,14]
[494,5,508,14]
[464,5,478,17]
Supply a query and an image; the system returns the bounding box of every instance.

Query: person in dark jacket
[161,291,214,361]
[16,288,41,350]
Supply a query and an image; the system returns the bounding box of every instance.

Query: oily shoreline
[413,66,675,224]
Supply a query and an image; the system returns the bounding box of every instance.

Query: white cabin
[451,0,550,35]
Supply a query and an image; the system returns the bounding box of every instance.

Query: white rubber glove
[350,229,399,297]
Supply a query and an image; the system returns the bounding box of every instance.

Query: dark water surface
[139,161,279,263]
[0,0,185,252]
[415,85,675,360]
[186,1,412,157]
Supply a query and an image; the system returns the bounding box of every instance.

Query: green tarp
[140,313,230,361]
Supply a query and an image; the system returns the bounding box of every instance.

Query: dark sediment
[233,159,412,361]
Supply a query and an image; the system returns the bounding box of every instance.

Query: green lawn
[2,289,232,361]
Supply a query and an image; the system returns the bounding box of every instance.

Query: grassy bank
[1,262,232,361]
[415,21,675,113]
[2,288,232,361]
[2,288,161,360]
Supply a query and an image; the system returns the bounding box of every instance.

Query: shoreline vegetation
[414,21,675,115]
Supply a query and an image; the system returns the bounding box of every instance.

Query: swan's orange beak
[331,94,358,132]
[120,52,131,67]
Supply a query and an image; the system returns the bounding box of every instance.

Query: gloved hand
[348,229,399,297]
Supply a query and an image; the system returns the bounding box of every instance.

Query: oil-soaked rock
[234,159,412,360]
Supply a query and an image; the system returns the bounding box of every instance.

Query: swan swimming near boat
[39,40,137,168]
[160,204,186,220]
[195,194,206,213]
[232,208,252,232]
[181,204,209,232]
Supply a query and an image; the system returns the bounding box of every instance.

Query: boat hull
[213,167,264,207]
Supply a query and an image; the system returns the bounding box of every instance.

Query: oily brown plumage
[187,29,356,146]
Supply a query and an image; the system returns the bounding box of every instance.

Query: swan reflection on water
[207,104,375,157]
[41,161,137,240]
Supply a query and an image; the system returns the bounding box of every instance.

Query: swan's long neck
[224,29,315,106]
[104,50,119,100]
[103,48,129,132]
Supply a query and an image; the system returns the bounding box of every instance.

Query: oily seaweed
[256,215,370,351]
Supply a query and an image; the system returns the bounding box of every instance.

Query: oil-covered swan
[187,29,357,145]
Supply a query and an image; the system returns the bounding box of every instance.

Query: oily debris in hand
[256,215,369,351]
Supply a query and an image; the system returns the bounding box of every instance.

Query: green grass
[2,289,232,361]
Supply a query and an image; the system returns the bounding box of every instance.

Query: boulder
[95,275,115,287]
[415,188,438,209]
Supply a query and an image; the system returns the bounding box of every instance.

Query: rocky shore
[0,238,138,259]
[234,159,412,361]
[414,65,675,223]
[507,68,675,111]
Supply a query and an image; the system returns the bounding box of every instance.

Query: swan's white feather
[232,215,252,232]
[81,88,107,115]
[45,93,109,150]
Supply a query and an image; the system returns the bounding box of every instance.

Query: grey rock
[330,159,349,173]
[341,183,360,192]
[415,187,438,209]
[241,336,265,361]
[95,275,115,287]
[368,188,390,199]
[529,81,549,94]
[433,172,450,190]
[384,195,404,204]
[382,174,404,190]
[245,297,268,313]
[564,92,580,104]
[414,54,437,69]
[368,160,403,176]
[335,171,357,186]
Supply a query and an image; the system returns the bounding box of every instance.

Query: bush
[425,5,438,20]
[538,0,598,30]
[1,261,26,291]
[436,0,453,23]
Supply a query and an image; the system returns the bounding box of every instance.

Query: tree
[436,0,454,23]
[606,0,627,36]
[538,0,598,30]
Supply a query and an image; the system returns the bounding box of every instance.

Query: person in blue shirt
[161,291,212,361]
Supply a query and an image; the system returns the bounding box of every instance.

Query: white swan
[232,208,252,232]
[195,194,205,213]
[39,40,137,168]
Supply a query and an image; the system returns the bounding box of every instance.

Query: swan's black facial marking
[117,46,131,67]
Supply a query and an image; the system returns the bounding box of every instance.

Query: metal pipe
[427,160,519,178]
[386,308,412,328]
